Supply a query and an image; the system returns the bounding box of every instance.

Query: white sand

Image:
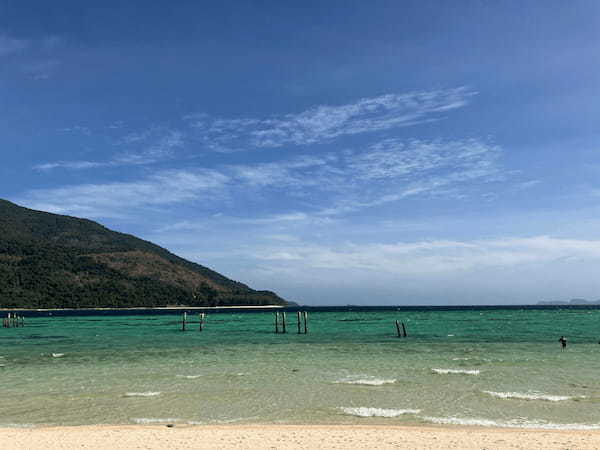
[2,424,600,449]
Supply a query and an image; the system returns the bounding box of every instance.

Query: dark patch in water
[26,335,69,340]
[337,318,383,322]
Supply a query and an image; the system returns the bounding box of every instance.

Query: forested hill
[0,199,286,308]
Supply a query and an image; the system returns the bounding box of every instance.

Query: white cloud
[149,230,600,304]
[20,59,60,80]
[188,87,475,151]
[28,135,503,221]
[115,130,184,165]
[34,161,110,171]
[0,35,29,56]
[20,169,229,218]
[208,235,600,277]
[34,130,185,171]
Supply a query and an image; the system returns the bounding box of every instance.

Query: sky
[2,1,600,305]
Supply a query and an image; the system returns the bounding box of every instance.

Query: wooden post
[402,322,407,337]
[303,311,308,334]
[395,320,402,337]
[282,312,287,333]
[20,315,24,327]
[199,313,205,331]
[182,312,187,331]
[297,311,301,334]
[275,311,279,334]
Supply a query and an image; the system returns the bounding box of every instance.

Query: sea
[1,306,600,429]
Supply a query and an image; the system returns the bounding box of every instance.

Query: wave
[336,377,396,386]
[432,368,479,375]
[51,353,65,358]
[132,418,180,424]
[0,423,34,428]
[340,407,421,418]
[124,392,161,397]
[483,391,581,402]
[177,375,202,379]
[423,416,600,430]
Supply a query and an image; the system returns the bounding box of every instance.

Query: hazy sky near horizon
[2,1,600,305]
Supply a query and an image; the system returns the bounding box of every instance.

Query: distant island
[537,298,600,306]
[0,199,287,309]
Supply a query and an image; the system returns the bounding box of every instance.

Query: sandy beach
[2,424,599,449]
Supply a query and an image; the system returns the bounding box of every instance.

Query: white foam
[0,423,34,428]
[423,416,600,430]
[432,368,480,375]
[177,375,202,379]
[340,407,421,418]
[451,357,471,361]
[125,392,161,397]
[483,391,581,402]
[132,418,179,424]
[51,353,64,358]
[336,377,397,386]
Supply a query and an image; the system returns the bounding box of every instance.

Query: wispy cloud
[0,33,65,79]
[20,59,60,80]
[34,161,110,171]
[20,169,228,218]
[26,136,503,219]
[187,87,476,151]
[58,126,92,135]
[34,88,475,171]
[0,35,29,57]
[208,235,600,277]
[34,130,185,171]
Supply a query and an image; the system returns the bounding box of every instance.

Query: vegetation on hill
[0,199,286,308]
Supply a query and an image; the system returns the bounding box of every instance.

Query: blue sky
[2,1,600,305]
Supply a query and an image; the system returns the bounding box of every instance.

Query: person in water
[558,336,567,349]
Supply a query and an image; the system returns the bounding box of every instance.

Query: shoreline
[1,424,599,449]
[0,305,284,311]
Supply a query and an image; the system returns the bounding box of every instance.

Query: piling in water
[402,322,407,337]
[282,311,287,333]
[303,311,308,334]
[182,312,187,332]
[395,320,402,337]
[275,311,279,334]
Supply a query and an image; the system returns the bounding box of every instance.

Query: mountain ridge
[0,199,286,308]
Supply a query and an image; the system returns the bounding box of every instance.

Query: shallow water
[1,307,600,428]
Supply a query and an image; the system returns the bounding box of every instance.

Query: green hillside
[0,199,286,308]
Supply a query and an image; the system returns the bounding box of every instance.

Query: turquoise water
[2,308,600,428]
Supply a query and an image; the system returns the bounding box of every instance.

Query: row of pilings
[3,313,24,328]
